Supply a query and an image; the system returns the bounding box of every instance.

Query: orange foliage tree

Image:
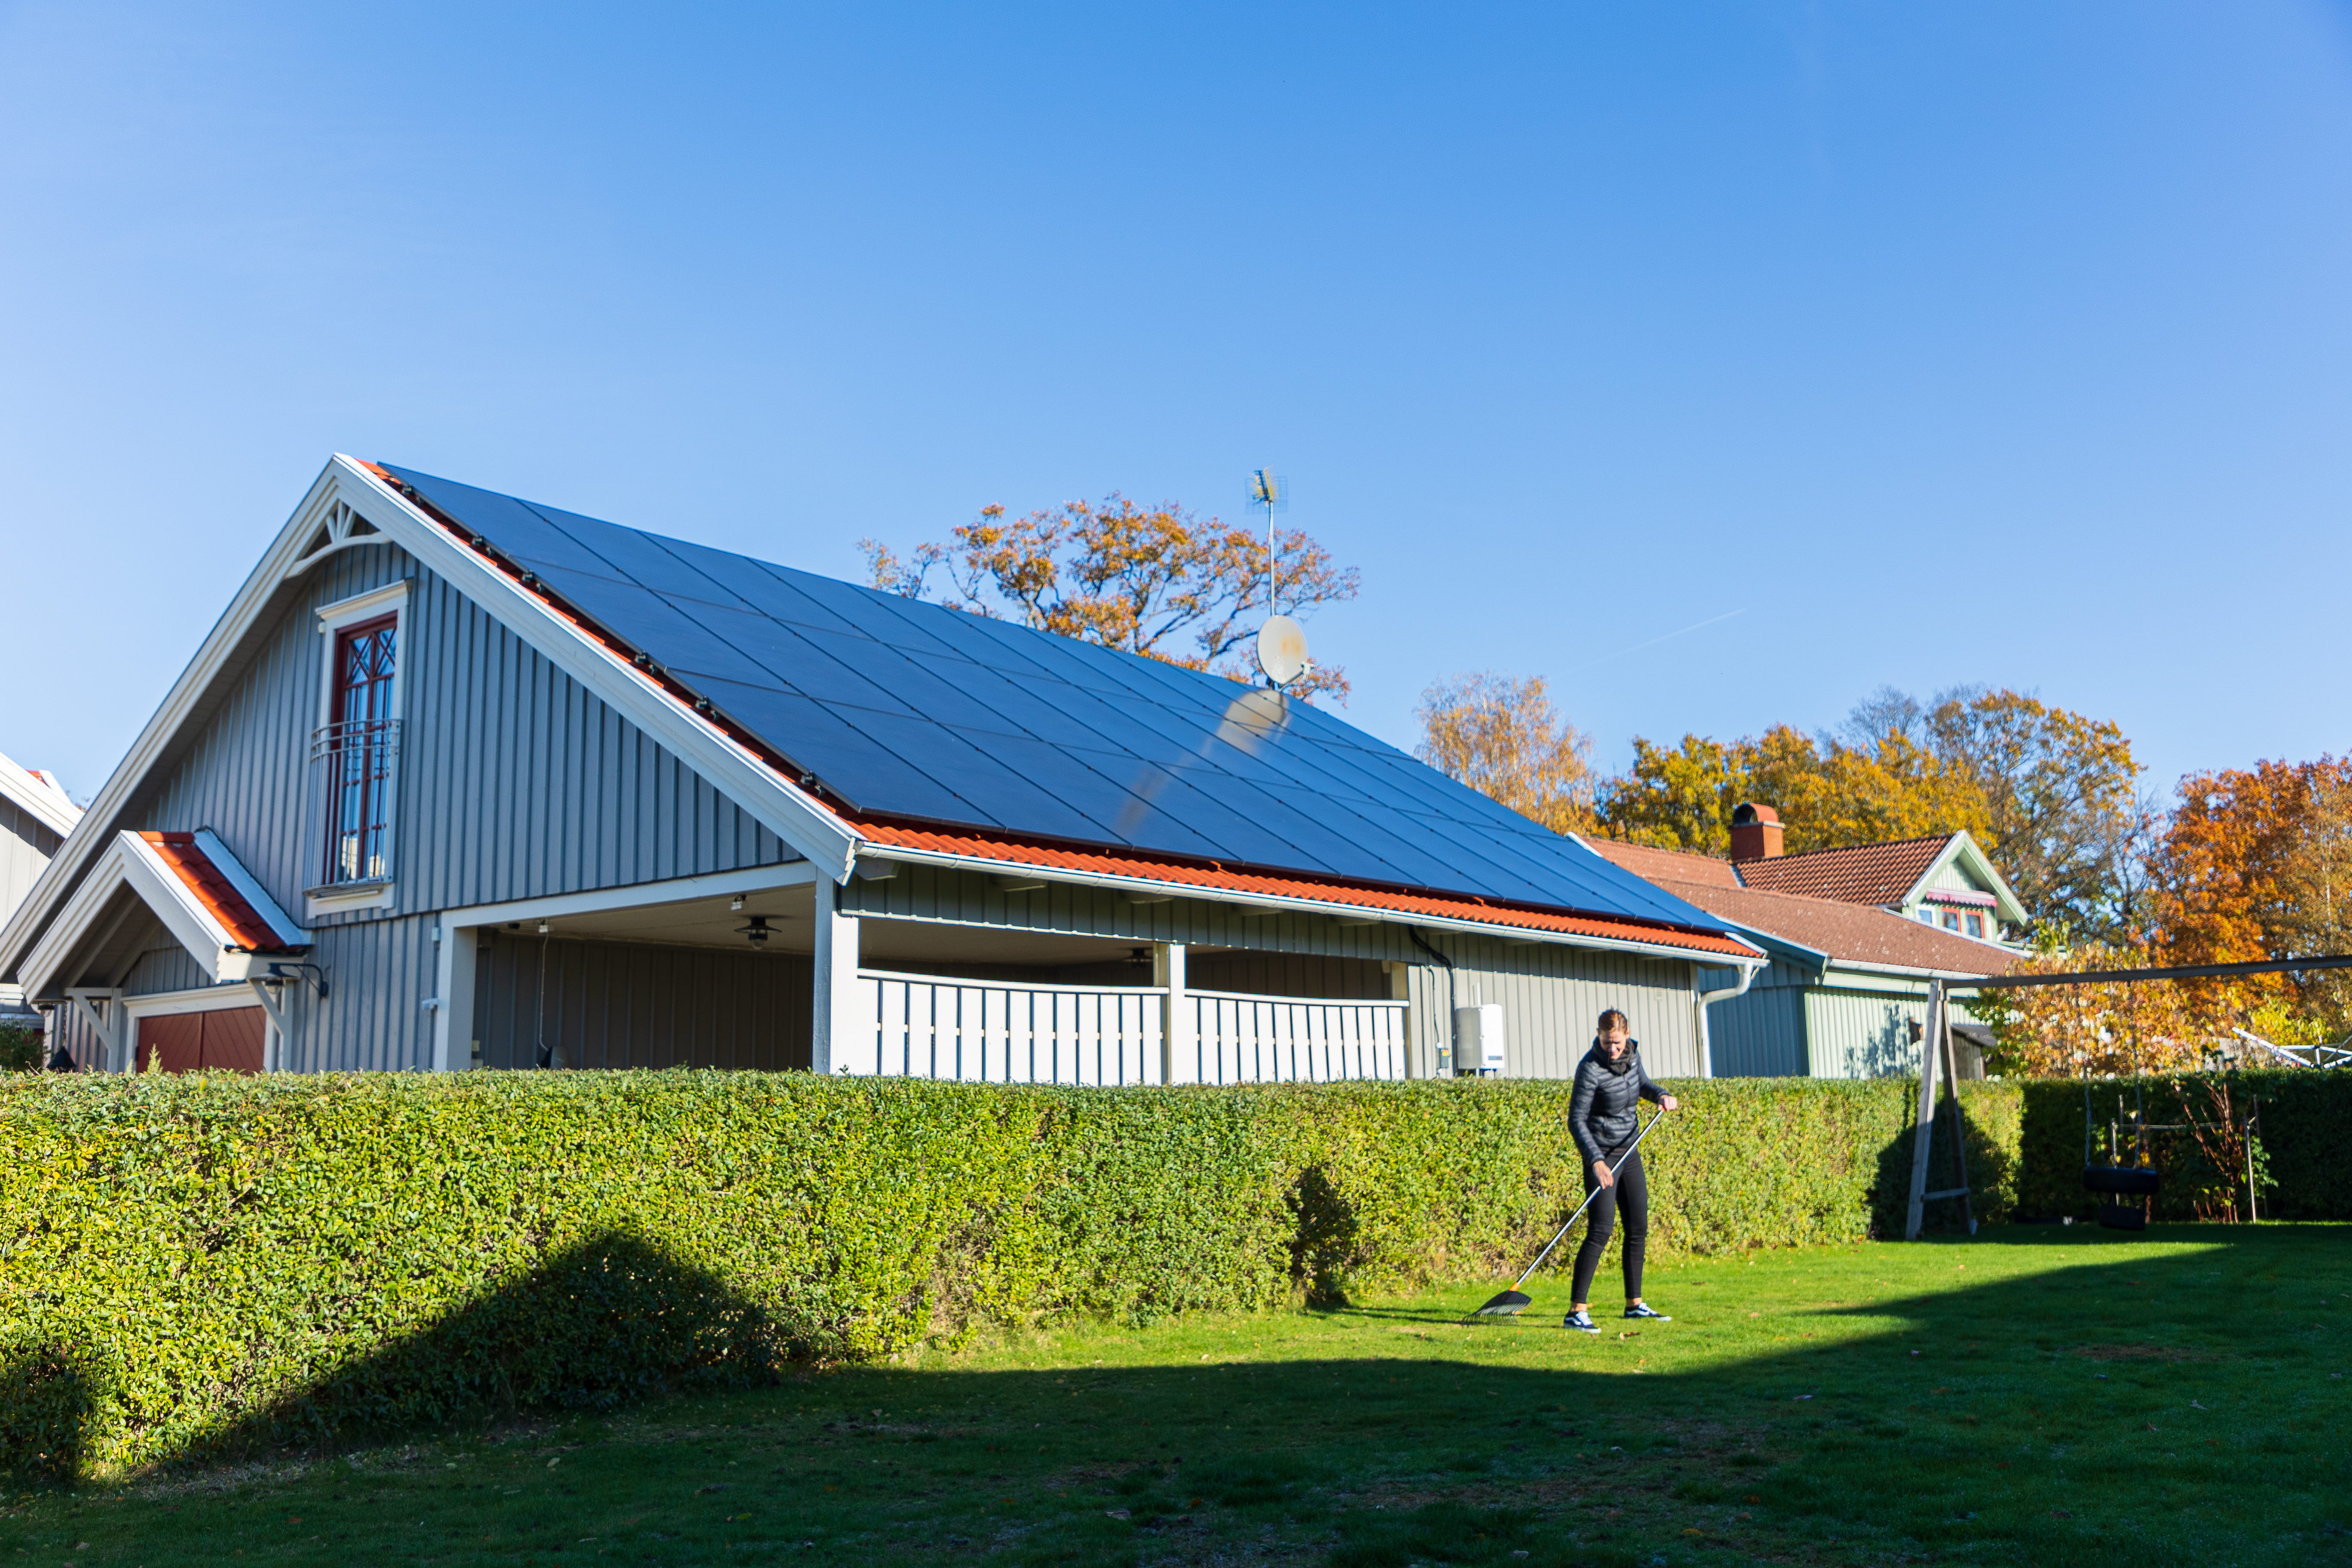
[862,496,1360,701]
[1414,673,1598,834]
[2153,756,2352,1035]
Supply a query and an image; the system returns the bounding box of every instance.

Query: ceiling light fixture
[737,915,772,946]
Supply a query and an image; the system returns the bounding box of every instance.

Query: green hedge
[0,1067,2333,1479]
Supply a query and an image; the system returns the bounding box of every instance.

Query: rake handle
[1510,1107,1667,1292]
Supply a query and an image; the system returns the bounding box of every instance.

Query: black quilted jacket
[1567,1041,1664,1167]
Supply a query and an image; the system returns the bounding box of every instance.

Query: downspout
[1693,959,1766,1078]
[1406,927,1458,1078]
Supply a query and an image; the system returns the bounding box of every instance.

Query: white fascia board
[855,845,1768,967]
[0,462,351,983]
[117,832,241,981]
[439,860,817,931]
[0,751,79,839]
[328,457,864,885]
[193,829,304,945]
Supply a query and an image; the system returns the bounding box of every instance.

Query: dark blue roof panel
[384,463,1733,933]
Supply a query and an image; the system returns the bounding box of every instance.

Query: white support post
[67,989,127,1072]
[1386,960,1417,1078]
[434,917,478,1072]
[245,979,291,1070]
[812,877,860,1075]
[1155,941,1188,1085]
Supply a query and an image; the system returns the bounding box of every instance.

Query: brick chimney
[1730,802,1783,860]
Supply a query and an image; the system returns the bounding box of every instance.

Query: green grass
[6,1226,2349,1566]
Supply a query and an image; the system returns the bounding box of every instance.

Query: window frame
[309,581,410,917]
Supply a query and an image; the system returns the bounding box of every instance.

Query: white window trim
[310,579,411,919]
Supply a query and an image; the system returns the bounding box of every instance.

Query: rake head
[1473,1289,1532,1317]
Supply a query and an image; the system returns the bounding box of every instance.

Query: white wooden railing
[852,971,1164,1085]
[846,971,1411,1086]
[1183,991,1410,1084]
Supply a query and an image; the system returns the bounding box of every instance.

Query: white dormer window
[309,581,409,916]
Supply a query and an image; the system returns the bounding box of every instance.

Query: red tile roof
[854,819,1762,961]
[1730,835,1954,907]
[138,833,301,952]
[1589,838,2010,974]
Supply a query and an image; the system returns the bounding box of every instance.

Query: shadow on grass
[11,1228,2351,1568]
[1,1229,784,1481]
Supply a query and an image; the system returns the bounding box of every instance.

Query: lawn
[4,1226,2347,1567]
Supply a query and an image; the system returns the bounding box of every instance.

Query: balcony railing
[311,718,401,886]
[845,970,1411,1086]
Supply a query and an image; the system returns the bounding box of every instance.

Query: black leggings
[1571,1147,1648,1305]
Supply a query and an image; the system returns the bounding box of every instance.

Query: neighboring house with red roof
[1591,822,2018,1079]
[0,752,80,1035]
[1722,802,2027,940]
[2,457,1764,1081]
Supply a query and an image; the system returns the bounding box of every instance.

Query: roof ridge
[1733,832,1954,867]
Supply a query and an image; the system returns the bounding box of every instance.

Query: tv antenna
[1248,469,1307,688]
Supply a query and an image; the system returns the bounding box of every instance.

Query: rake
[1472,1108,1666,1317]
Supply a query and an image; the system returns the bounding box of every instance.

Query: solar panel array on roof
[384,464,1732,933]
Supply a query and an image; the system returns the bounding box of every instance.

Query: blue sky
[4,3,2349,808]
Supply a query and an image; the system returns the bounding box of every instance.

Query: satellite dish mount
[1248,469,1308,689]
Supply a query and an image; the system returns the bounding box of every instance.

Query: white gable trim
[1905,832,2028,926]
[0,457,864,984]
[0,752,79,839]
[21,832,302,1001]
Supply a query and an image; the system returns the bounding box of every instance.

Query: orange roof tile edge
[139,833,298,952]
[852,820,1760,960]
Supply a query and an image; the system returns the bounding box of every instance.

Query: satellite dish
[1256,614,1309,687]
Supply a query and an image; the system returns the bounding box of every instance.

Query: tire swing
[2082,1081,2160,1229]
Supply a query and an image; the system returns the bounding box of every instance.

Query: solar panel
[383,464,1736,933]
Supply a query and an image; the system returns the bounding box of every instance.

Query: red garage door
[136,1007,266,1073]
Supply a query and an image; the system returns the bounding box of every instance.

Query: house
[0,753,80,1036]
[1722,802,2026,941]
[2,456,1764,1081]
[1591,813,2017,1080]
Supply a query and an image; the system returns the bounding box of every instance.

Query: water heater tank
[1454,1004,1506,1075]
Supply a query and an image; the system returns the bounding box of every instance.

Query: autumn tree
[1975,931,2220,1078]
[861,496,1360,701]
[1596,722,1987,857]
[2153,756,2352,1035]
[1925,688,2143,939]
[1415,673,1598,833]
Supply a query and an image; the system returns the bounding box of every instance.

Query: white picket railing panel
[854,971,1163,1086]
[1183,991,1409,1084]
[846,972,1409,1085]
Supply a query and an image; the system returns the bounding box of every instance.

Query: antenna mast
[1246,469,1308,690]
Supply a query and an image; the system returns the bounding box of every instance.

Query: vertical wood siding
[1804,988,1929,1079]
[1706,976,1810,1077]
[842,864,1706,1080]
[473,932,812,1072]
[0,799,62,918]
[140,546,802,929]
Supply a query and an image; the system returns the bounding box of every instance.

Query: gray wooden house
[3,457,1762,1081]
